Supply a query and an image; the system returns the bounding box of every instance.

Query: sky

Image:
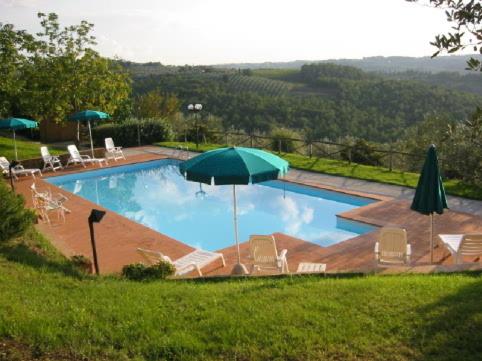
[0,0,453,65]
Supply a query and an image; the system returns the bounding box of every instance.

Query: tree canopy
[409,0,482,71]
[0,13,131,122]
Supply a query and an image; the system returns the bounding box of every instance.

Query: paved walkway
[141,146,482,216]
[12,146,482,276]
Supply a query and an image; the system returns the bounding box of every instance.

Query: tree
[409,0,482,71]
[135,90,180,118]
[0,13,131,124]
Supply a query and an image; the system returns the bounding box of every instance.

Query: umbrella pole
[13,130,18,161]
[231,184,247,275]
[430,212,434,264]
[233,184,241,264]
[88,120,94,158]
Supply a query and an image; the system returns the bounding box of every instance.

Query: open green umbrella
[411,144,448,263]
[0,117,38,160]
[69,110,110,157]
[179,147,289,274]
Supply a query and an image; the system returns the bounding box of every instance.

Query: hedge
[92,118,173,147]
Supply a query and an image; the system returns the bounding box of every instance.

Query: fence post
[347,146,352,164]
[225,132,228,146]
[388,146,393,172]
[309,142,313,158]
[250,134,254,148]
[278,139,282,154]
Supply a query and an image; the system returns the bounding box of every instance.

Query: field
[156,141,482,200]
[0,228,481,361]
[0,136,63,161]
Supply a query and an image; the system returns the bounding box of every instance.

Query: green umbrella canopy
[179,147,290,185]
[69,110,110,121]
[0,117,38,130]
[411,144,448,215]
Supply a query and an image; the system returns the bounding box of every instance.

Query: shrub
[341,138,383,166]
[92,118,173,147]
[269,128,300,153]
[71,255,93,274]
[0,180,36,242]
[122,261,175,281]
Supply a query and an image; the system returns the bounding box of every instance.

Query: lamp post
[187,103,202,148]
[88,209,106,275]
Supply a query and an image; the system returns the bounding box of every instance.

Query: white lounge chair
[438,234,482,265]
[40,146,63,172]
[249,235,289,274]
[137,247,226,276]
[0,157,42,180]
[66,145,107,168]
[105,138,125,161]
[375,227,411,265]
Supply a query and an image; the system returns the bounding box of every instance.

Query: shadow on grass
[412,276,482,361]
[0,242,86,279]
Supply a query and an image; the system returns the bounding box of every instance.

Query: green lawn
[0,229,481,361]
[0,136,63,161]
[157,141,482,200]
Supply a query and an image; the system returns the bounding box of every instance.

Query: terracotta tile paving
[11,146,482,276]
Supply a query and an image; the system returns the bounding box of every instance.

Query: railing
[188,130,434,174]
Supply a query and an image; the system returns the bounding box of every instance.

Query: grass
[156,141,482,200]
[0,228,481,360]
[0,135,63,161]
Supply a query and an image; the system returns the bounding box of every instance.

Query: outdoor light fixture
[187,103,203,148]
[88,209,106,275]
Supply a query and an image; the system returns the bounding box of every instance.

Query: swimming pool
[47,159,377,250]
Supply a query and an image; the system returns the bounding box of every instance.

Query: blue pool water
[46,159,377,251]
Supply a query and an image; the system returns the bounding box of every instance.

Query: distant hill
[213,55,482,74]
[131,62,481,143]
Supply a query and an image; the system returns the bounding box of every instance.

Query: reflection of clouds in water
[237,202,255,216]
[297,229,357,247]
[277,196,314,236]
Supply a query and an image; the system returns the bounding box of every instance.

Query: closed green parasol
[69,110,110,157]
[411,144,448,263]
[0,117,38,160]
[179,147,289,274]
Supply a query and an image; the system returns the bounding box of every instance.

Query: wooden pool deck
[12,146,482,276]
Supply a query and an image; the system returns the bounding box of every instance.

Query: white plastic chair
[249,235,289,274]
[105,138,125,161]
[375,228,411,265]
[137,247,225,276]
[66,145,107,168]
[40,146,63,172]
[438,234,482,264]
[0,156,42,180]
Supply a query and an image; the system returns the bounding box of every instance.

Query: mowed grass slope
[0,136,63,161]
[157,141,482,200]
[1,230,481,361]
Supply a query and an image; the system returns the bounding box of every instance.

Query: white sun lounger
[40,146,63,172]
[105,138,125,161]
[0,156,42,180]
[249,235,289,274]
[438,234,482,264]
[375,227,411,265]
[66,145,107,168]
[137,247,226,276]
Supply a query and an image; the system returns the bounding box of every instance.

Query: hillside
[1,227,481,361]
[131,63,481,142]
[213,54,482,73]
